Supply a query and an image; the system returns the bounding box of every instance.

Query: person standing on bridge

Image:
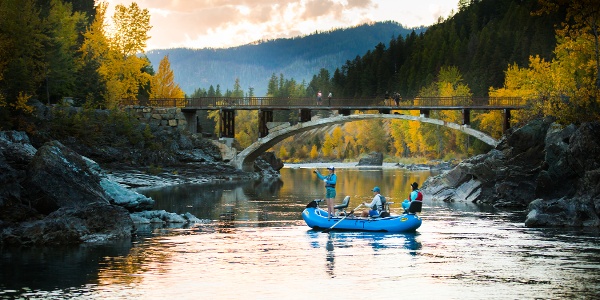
[317,91,322,106]
[314,166,337,219]
[328,92,332,106]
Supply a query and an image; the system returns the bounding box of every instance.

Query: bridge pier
[299,109,311,122]
[420,109,430,118]
[259,110,273,138]
[182,111,198,134]
[503,109,511,132]
[462,108,471,126]
[219,109,235,138]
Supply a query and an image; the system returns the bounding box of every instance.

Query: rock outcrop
[0,129,276,245]
[0,133,138,245]
[357,152,383,166]
[422,118,600,227]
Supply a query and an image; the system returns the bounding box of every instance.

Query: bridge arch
[233,113,499,171]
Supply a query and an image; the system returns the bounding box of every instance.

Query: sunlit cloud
[102,0,457,50]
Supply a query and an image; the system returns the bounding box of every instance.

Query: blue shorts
[368,210,380,217]
[326,189,336,199]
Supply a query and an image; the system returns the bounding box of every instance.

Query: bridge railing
[119,96,526,108]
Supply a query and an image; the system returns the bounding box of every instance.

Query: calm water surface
[1,166,599,299]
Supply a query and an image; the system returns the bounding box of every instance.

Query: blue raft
[302,200,422,232]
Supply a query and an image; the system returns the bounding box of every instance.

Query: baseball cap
[327,166,335,171]
[372,186,380,192]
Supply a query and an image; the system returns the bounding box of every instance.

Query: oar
[323,204,362,233]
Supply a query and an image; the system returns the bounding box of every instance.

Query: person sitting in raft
[402,182,423,212]
[362,186,384,217]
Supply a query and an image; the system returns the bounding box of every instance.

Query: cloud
[103,0,455,49]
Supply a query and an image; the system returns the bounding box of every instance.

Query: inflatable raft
[302,199,422,232]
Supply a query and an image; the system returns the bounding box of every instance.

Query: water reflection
[137,178,285,223]
[0,241,132,294]
[304,229,425,278]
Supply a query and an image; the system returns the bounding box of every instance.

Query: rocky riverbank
[0,130,281,246]
[422,118,600,227]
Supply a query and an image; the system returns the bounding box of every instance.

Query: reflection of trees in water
[0,241,133,292]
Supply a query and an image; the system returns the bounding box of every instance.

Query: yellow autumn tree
[331,126,344,159]
[490,29,599,125]
[415,66,472,157]
[151,55,185,102]
[389,119,410,157]
[80,2,153,107]
[278,145,289,160]
[309,145,319,160]
[321,126,344,158]
[234,110,257,148]
[490,1,600,125]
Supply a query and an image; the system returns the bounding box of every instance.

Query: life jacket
[415,190,423,201]
[325,174,336,188]
[372,194,385,211]
[409,189,423,201]
[379,194,386,211]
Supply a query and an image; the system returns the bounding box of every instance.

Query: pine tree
[151,55,184,99]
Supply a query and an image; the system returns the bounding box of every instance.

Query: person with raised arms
[314,166,337,219]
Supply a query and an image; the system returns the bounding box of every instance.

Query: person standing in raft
[314,166,337,219]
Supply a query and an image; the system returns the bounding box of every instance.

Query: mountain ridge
[145,21,425,96]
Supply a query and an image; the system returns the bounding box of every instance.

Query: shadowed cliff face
[422,118,600,227]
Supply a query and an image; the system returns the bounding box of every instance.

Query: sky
[103,0,459,50]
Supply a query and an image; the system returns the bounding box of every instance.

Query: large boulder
[2,202,134,245]
[0,133,139,245]
[260,151,284,171]
[0,131,37,167]
[23,141,111,215]
[357,152,383,166]
[525,197,599,227]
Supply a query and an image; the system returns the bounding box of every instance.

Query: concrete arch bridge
[233,113,498,172]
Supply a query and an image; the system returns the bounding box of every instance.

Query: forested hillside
[145,22,423,96]
[322,0,564,98]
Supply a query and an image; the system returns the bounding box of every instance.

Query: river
[1,165,599,299]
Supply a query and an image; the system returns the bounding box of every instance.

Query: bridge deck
[181,105,522,111]
[126,96,526,111]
